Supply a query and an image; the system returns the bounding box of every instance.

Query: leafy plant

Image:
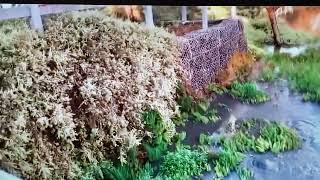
[80,161,154,180]
[142,110,171,161]
[258,122,300,153]
[215,119,300,179]
[213,148,244,178]
[229,81,271,104]
[160,147,211,180]
[208,83,227,95]
[199,133,214,145]
[173,131,186,144]
[259,65,277,82]
[236,167,253,180]
[176,93,220,125]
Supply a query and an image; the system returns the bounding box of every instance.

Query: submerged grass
[229,81,271,104]
[214,148,245,178]
[265,48,320,102]
[213,119,300,179]
[236,167,253,180]
[221,120,300,154]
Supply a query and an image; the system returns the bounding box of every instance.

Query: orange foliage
[216,52,255,87]
[283,6,320,37]
[111,5,144,22]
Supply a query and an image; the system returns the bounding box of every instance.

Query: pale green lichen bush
[0,11,181,179]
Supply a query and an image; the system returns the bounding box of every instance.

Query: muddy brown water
[181,80,320,180]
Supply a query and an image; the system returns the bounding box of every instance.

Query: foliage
[244,14,318,47]
[176,84,220,125]
[159,147,211,180]
[229,81,271,104]
[257,122,300,153]
[80,160,154,180]
[221,120,300,154]
[236,167,253,180]
[172,131,186,144]
[199,133,214,146]
[259,64,277,82]
[265,48,320,102]
[191,100,220,124]
[208,6,230,20]
[208,83,227,95]
[213,148,245,178]
[0,11,181,179]
[142,110,171,162]
[215,119,300,179]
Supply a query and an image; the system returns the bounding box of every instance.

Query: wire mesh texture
[178,18,248,92]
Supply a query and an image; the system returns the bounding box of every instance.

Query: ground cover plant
[212,118,300,179]
[265,48,320,102]
[174,83,220,125]
[0,11,181,179]
[236,167,254,180]
[229,81,271,104]
[159,146,211,180]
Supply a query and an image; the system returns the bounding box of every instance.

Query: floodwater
[264,43,320,57]
[192,80,320,180]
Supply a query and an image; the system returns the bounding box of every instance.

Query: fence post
[144,5,154,28]
[202,6,208,29]
[29,4,43,32]
[231,6,237,18]
[181,6,187,22]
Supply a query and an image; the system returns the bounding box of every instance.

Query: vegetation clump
[213,119,300,179]
[159,147,211,180]
[174,83,220,125]
[142,110,172,162]
[0,11,181,179]
[265,48,320,102]
[229,81,271,104]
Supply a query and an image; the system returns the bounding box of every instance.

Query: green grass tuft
[265,48,320,102]
[229,81,271,104]
[208,83,227,95]
[236,167,253,180]
[213,148,245,178]
[199,133,214,146]
[160,147,211,180]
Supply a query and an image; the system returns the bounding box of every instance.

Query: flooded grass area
[176,80,320,180]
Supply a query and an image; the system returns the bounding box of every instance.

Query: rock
[253,158,279,172]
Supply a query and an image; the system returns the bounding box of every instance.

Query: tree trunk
[266,6,282,51]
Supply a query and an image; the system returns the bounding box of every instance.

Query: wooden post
[202,6,208,29]
[181,6,187,22]
[144,5,154,28]
[30,4,43,32]
[231,6,237,18]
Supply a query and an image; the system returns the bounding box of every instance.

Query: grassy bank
[263,48,320,102]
